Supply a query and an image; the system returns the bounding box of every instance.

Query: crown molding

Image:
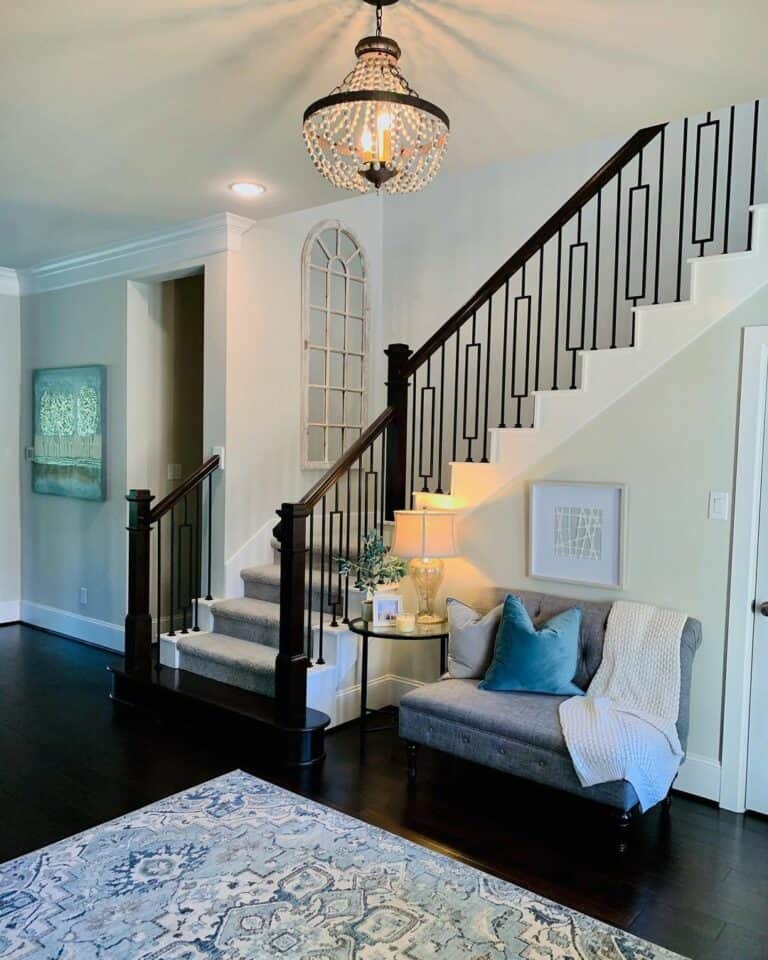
[0,267,20,297]
[18,212,256,295]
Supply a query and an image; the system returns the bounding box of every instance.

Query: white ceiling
[1,0,766,268]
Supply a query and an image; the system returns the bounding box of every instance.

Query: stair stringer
[449,203,768,511]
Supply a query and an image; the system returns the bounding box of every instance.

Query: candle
[396,613,416,633]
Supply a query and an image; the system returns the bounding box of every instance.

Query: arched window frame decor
[301,220,368,469]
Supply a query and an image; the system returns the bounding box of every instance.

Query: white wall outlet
[79,587,88,606]
[708,491,730,521]
[212,446,225,471]
[167,463,182,481]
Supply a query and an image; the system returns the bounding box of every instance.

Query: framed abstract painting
[529,481,626,589]
[32,365,106,501]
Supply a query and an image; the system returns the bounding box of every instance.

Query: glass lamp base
[409,557,445,624]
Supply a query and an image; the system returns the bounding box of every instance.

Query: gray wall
[0,292,20,619]
[21,279,127,638]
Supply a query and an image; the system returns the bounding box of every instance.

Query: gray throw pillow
[446,597,502,679]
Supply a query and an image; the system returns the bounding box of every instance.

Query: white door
[746,380,768,814]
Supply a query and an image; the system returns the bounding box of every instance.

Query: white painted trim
[675,753,722,803]
[18,213,255,294]
[0,268,19,296]
[0,601,20,623]
[721,326,768,811]
[21,601,124,652]
[333,673,423,727]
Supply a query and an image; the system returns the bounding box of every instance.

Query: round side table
[347,617,449,752]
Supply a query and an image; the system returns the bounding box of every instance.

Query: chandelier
[302,0,450,194]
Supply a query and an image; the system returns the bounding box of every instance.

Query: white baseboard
[21,601,125,653]
[675,752,721,802]
[0,601,20,624]
[332,673,425,728]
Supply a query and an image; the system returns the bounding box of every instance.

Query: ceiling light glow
[229,182,267,197]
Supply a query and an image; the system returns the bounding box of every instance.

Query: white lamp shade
[390,510,459,559]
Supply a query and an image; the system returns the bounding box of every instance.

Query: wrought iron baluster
[437,344,445,493]
[593,190,602,347]
[554,228,563,384]
[307,510,315,665]
[676,117,689,302]
[723,105,735,254]
[499,280,510,428]
[481,298,492,462]
[611,170,622,347]
[156,516,162,670]
[535,245,544,390]
[748,100,760,248]
[193,483,201,631]
[206,472,213,600]
[169,504,176,637]
[654,128,665,304]
[344,473,351,622]
[318,496,326,665]
[452,327,460,463]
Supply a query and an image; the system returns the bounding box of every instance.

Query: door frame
[721,325,768,811]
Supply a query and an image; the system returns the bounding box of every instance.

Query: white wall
[222,195,386,589]
[0,288,21,623]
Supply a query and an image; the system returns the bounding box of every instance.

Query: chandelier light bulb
[302,0,450,195]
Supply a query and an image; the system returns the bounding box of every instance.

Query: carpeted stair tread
[211,597,281,626]
[241,564,328,608]
[176,633,276,698]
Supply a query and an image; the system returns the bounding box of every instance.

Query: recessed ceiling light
[229,181,267,197]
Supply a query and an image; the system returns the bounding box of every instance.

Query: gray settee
[399,589,702,822]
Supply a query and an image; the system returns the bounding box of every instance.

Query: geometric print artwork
[0,770,685,959]
[554,506,603,561]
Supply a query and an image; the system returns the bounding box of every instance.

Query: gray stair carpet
[176,633,276,698]
[242,563,331,610]
[211,597,282,648]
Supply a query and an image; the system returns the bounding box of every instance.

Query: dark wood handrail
[405,123,667,375]
[300,406,395,510]
[149,455,220,523]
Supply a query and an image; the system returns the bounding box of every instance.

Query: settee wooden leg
[614,809,633,854]
[406,742,418,785]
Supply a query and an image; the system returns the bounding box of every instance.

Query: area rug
[0,770,684,959]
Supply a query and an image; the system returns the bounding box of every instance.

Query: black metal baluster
[654,127,665,304]
[318,496,326,665]
[692,112,720,258]
[169,504,176,637]
[553,228,563,384]
[193,483,201,632]
[409,368,417,503]
[748,100,760,248]
[535,246,544,390]
[379,432,386,535]
[723,105,735,254]
[481,298,492,462]
[522,264,532,428]
[307,510,314,665]
[181,494,190,634]
[611,169,622,347]
[205,473,213,600]
[436,344,445,493]
[452,328,460,463]
[499,280,510,428]
[676,117,689,302]
[329,485,341,628]
[593,190,602,347]
[156,516,162,671]
[344,473,351,622]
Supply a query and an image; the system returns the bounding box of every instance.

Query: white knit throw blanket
[559,600,687,812]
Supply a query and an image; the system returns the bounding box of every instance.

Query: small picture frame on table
[372,593,403,627]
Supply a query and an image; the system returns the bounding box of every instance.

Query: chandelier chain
[376,3,383,37]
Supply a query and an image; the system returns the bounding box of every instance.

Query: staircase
[120,98,765,765]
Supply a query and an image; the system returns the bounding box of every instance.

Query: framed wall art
[529,481,626,588]
[32,365,106,501]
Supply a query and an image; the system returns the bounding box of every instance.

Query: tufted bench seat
[399,589,702,814]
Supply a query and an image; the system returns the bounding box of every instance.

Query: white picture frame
[529,481,626,589]
[372,593,403,627]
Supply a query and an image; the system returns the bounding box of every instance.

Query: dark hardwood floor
[1,623,767,959]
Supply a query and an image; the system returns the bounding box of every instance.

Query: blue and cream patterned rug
[0,770,683,959]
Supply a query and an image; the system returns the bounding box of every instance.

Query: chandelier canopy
[302,0,450,194]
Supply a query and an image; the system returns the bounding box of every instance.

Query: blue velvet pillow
[479,594,584,696]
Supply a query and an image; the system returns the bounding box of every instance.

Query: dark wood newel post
[125,489,154,676]
[276,502,310,724]
[385,343,412,519]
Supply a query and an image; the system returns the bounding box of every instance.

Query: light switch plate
[708,491,730,521]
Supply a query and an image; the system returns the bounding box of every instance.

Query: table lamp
[390,510,459,624]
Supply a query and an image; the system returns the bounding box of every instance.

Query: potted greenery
[337,530,408,622]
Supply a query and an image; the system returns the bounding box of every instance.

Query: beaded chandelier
[302,0,450,194]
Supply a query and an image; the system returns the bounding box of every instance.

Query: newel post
[125,489,154,676]
[385,342,412,520]
[276,502,310,723]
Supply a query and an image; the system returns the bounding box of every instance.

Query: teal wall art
[32,365,106,500]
